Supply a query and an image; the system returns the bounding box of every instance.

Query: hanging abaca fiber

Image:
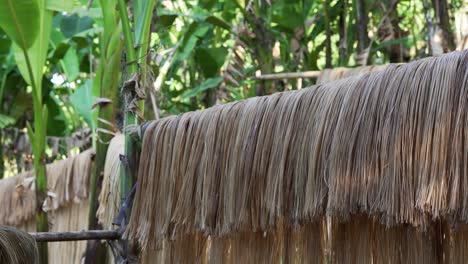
[0,226,39,264]
[97,134,125,263]
[97,134,125,229]
[127,50,467,262]
[0,149,94,264]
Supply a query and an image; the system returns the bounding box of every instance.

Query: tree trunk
[251,15,276,95]
[355,0,370,56]
[324,0,332,68]
[423,0,435,55]
[338,0,348,66]
[431,0,456,52]
[387,0,408,62]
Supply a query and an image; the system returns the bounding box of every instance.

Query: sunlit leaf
[61,47,80,81]
[70,80,95,128]
[46,0,74,12]
[0,0,40,50]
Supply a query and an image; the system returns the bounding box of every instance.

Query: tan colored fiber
[0,149,94,226]
[97,134,125,228]
[128,51,468,262]
[96,134,125,263]
[128,51,467,248]
[0,149,94,264]
[0,226,39,264]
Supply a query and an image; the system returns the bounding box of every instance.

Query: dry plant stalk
[127,50,468,262]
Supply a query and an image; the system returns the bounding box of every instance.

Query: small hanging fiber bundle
[97,134,125,264]
[0,226,39,264]
[0,150,94,264]
[97,134,125,229]
[0,149,95,227]
[127,50,468,262]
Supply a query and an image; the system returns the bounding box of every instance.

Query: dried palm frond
[0,226,39,264]
[127,50,468,262]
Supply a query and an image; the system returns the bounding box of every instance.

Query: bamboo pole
[31,230,120,242]
[250,71,321,80]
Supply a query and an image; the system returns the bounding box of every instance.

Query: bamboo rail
[31,230,120,242]
[251,71,321,80]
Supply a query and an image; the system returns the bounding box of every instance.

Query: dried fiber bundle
[316,64,387,84]
[0,172,35,226]
[141,221,324,264]
[47,201,90,264]
[97,134,125,228]
[127,50,468,254]
[0,150,94,264]
[97,134,125,264]
[0,226,39,264]
[0,149,95,226]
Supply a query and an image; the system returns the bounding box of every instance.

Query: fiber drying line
[30,230,121,242]
[251,71,321,80]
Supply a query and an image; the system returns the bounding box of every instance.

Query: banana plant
[0,0,72,261]
[86,0,123,234]
[117,0,156,203]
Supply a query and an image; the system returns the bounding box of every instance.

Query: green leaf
[159,8,231,31]
[60,14,94,38]
[195,47,228,78]
[8,90,31,121]
[134,0,157,47]
[371,36,411,53]
[180,77,223,100]
[175,23,210,65]
[44,91,69,136]
[205,16,231,31]
[0,31,12,59]
[46,0,74,12]
[13,2,54,97]
[0,0,40,49]
[0,113,15,128]
[70,80,95,128]
[61,46,80,81]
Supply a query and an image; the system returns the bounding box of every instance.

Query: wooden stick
[30,230,120,242]
[251,71,321,80]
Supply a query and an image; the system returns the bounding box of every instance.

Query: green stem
[117,0,140,203]
[118,0,138,74]
[22,47,49,263]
